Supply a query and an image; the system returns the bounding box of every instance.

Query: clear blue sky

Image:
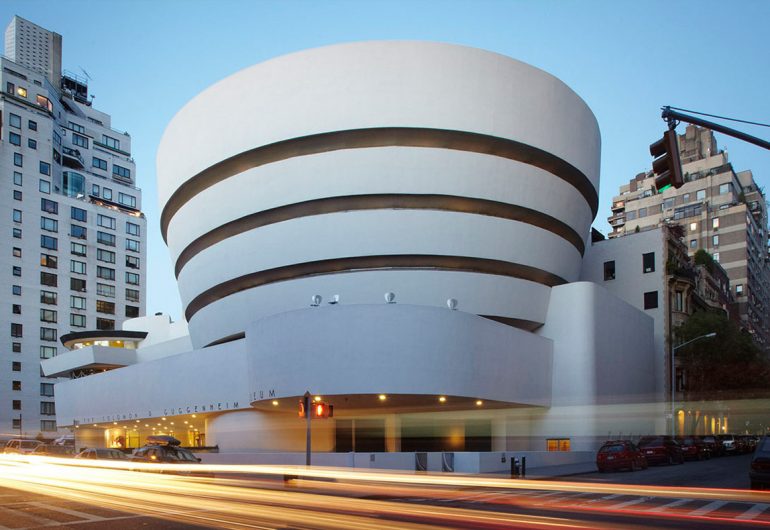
[3,0,768,322]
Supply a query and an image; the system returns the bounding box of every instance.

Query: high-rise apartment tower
[0,16,146,438]
[608,125,769,351]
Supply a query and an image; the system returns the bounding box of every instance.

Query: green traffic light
[657,184,672,192]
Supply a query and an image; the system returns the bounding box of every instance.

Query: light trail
[1,454,769,528]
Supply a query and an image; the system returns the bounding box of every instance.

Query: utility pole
[304,391,311,466]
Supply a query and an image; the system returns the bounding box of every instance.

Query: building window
[712,218,719,230]
[39,179,50,193]
[62,171,85,197]
[13,247,22,258]
[696,189,706,201]
[97,249,115,264]
[40,383,54,397]
[126,239,140,252]
[97,231,116,246]
[719,183,730,195]
[97,266,115,280]
[37,95,53,112]
[97,283,115,298]
[40,217,58,232]
[97,214,116,230]
[119,193,136,208]
[40,402,55,416]
[28,120,37,131]
[92,157,108,170]
[12,361,21,372]
[546,438,571,452]
[40,290,57,305]
[689,222,697,232]
[13,228,22,239]
[40,253,58,269]
[71,242,87,256]
[69,122,85,133]
[70,260,86,274]
[16,87,27,98]
[40,235,58,250]
[126,222,141,236]
[642,252,655,273]
[12,285,21,296]
[713,252,720,263]
[126,272,140,285]
[70,314,86,328]
[71,277,87,292]
[103,187,113,200]
[72,132,89,148]
[41,420,57,431]
[14,172,22,186]
[102,135,120,150]
[12,266,21,277]
[40,271,57,287]
[97,300,115,314]
[603,260,615,281]
[9,132,21,146]
[12,304,21,314]
[113,165,131,179]
[644,291,658,310]
[126,255,140,269]
[13,209,22,223]
[40,346,56,359]
[12,400,21,411]
[11,323,23,337]
[39,161,51,175]
[13,381,21,391]
[12,342,21,353]
[92,184,100,197]
[40,327,57,342]
[674,290,684,312]
[70,295,86,310]
[14,153,22,167]
[126,288,140,303]
[712,235,719,246]
[689,239,697,249]
[9,113,21,128]
[638,207,647,218]
[626,210,637,221]
[125,305,139,318]
[40,309,57,323]
[71,207,87,222]
[736,284,744,295]
[71,224,87,239]
[96,318,115,330]
[41,198,58,214]
[13,190,22,201]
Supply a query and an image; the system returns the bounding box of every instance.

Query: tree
[675,311,770,400]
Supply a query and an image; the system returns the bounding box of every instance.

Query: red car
[596,440,648,472]
[676,436,710,460]
[638,436,684,465]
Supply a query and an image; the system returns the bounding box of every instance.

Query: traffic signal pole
[661,106,770,151]
[304,391,311,466]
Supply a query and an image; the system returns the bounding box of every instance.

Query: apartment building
[608,125,769,351]
[0,16,146,438]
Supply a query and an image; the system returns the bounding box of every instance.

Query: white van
[4,439,42,454]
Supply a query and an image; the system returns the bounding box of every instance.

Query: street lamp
[671,332,716,436]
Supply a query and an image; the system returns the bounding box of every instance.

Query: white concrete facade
[52,42,661,459]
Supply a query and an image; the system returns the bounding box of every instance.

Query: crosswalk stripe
[607,497,649,509]
[689,500,728,516]
[736,503,770,520]
[648,498,692,512]
[586,494,623,503]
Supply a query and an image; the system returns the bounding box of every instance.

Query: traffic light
[650,129,684,192]
[298,399,333,418]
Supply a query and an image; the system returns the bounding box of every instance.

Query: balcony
[61,146,85,169]
[611,201,625,211]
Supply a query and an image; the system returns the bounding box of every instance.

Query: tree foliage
[675,311,770,400]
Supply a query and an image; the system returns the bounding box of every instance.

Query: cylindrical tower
[157,41,600,349]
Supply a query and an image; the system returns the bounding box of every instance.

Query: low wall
[196,450,596,477]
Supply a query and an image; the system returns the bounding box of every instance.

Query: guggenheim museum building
[44,42,659,467]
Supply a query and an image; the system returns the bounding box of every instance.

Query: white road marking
[648,498,693,512]
[688,500,728,516]
[736,503,770,520]
[606,497,649,510]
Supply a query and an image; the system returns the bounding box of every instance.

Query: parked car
[130,435,210,476]
[737,435,757,454]
[676,436,710,460]
[699,435,724,456]
[3,439,42,454]
[750,436,770,490]
[75,448,129,460]
[637,436,684,465]
[596,440,647,472]
[30,444,75,457]
[718,434,738,455]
